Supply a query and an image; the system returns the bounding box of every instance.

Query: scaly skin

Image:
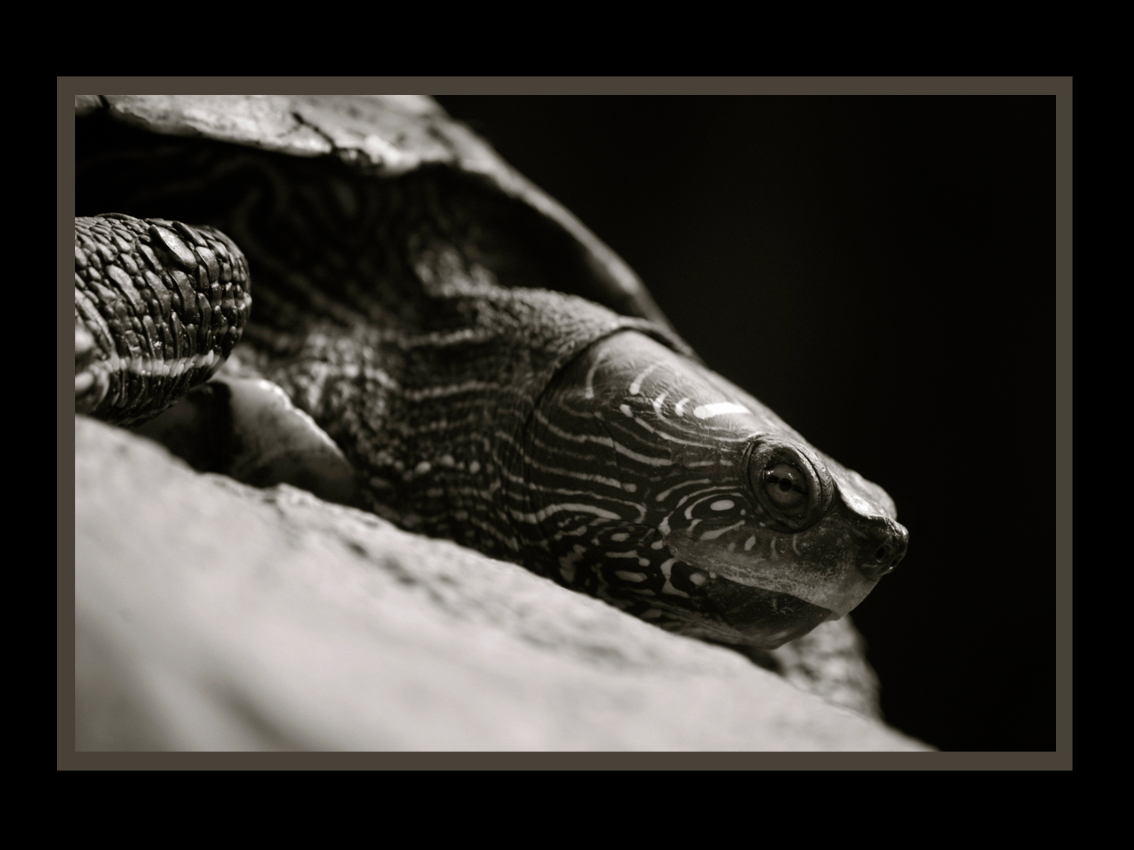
[75,214,250,425]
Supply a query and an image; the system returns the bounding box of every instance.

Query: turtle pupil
[764,462,807,512]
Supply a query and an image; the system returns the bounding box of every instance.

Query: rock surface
[74,416,930,751]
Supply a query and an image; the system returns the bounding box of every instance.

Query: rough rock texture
[74,416,930,751]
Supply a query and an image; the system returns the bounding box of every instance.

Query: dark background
[435,96,1054,752]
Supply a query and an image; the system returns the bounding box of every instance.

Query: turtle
[74,95,909,710]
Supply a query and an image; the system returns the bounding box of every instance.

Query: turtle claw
[132,376,362,509]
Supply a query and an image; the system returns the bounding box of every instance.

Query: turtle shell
[76,95,673,331]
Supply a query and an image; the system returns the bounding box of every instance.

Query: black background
[435,95,1054,752]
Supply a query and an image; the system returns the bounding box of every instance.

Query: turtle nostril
[856,523,908,581]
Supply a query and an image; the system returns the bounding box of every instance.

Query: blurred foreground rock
[74,416,930,751]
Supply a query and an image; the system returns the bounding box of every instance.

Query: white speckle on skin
[698,520,743,541]
[693,402,750,419]
[710,499,735,511]
[615,571,648,582]
[611,532,629,542]
[620,403,633,417]
[744,536,757,551]
[629,364,660,395]
[468,461,481,474]
[414,461,431,475]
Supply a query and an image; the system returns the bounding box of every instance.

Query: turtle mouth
[697,576,833,648]
[660,526,876,618]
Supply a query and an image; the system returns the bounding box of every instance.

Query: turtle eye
[764,462,809,515]
[746,438,834,531]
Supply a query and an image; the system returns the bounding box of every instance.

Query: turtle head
[520,330,908,649]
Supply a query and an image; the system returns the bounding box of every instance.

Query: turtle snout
[855,518,909,581]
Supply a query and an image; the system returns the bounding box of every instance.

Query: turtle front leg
[75,213,360,507]
[75,214,251,425]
